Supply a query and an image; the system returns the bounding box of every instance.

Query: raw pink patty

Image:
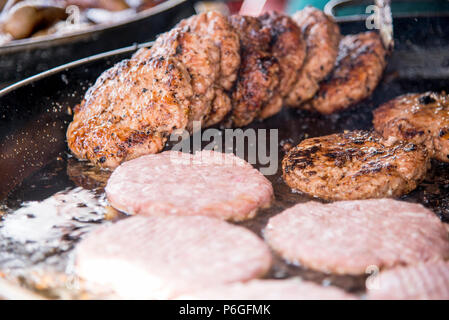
[106,150,273,221]
[368,260,449,299]
[264,199,449,275]
[75,216,272,299]
[179,278,356,300]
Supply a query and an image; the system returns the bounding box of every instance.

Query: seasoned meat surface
[286,7,340,107]
[228,15,280,127]
[282,130,429,200]
[265,200,449,275]
[177,11,240,126]
[258,12,306,118]
[135,26,219,131]
[304,32,387,114]
[76,216,272,299]
[373,92,449,162]
[207,87,233,127]
[106,150,274,221]
[67,11,391,168]
[177,11,240,91]
[66,55,192,168]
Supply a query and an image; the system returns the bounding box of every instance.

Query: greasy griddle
[0,0,194,89]
[1,16,449,299]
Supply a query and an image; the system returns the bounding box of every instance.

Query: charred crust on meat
[374,92,449,163]
[419,95,436,105]
[282,130,429,200]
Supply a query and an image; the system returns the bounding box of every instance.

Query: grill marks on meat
[304,32,387,114]
[177,11,240,126]
[75,216,272,299]
[177,11,240,91]
[180,278,356,300]
[106,150,274,221]
[286,6,341,108]
[67,10,388,168]
[282,130,429,200]
[264,200,449,275]
[367,260,449,299]
[373,92,449,163]
[67,11,239,168]
[66,56,192,168]
[228,15,280,127]
[258,12,306,118]
[139,26,220,131]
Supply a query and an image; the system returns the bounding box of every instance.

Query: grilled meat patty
[258,11,306,118]
[265,199,449,275]
[304,32,387,114]
[66,56,192,168]
[286,6,341,108]
[136,26,220,131]
[282,130,429,200]
[373,92,449,163]
[177,11,240,126]
[228,15,280,127]
[67,11,391,168]
[177,11,240,91]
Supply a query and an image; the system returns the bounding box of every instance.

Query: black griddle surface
[1,16,449,299]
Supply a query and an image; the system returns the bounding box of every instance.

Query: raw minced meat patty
[285,6,340,108]
[228,15,280,127]
[367,260,449,300]
[178,278,356,300]
[75,216,272,299]
[304,32,387,114]
[264,199,449,275]
[258,11,306,118]
[106,150,273,221]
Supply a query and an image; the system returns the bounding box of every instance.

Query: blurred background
[0,0,448,89]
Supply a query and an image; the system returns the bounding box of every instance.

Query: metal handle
[325,0,394,51]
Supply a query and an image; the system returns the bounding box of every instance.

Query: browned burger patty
[373,92,449,163]
[282,130,429,200]
[177,11,240,126]
[177,11,240,91]
[228,15,280,127]
[66,56,192,168]
[285,6,341,107]
[136,26,219,131]
[304,32,387,114]
[258,11,306,118]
